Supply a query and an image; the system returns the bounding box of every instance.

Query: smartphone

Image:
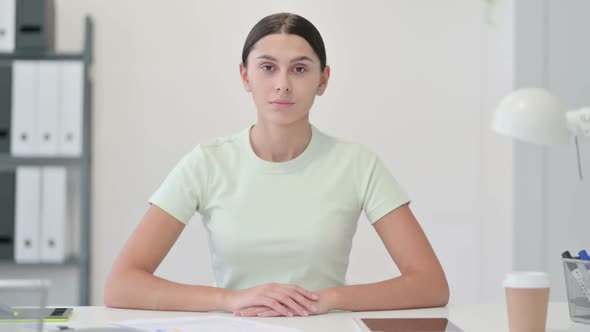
[0,307,73,322]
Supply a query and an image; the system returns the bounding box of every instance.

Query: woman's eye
[261,65,273,71]
[293,66,307,73]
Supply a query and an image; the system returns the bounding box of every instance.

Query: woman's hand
[227,283,320,317]
[235,288,336,317]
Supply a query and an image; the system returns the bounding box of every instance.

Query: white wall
[51,0,515,305]
[481,0,515,302]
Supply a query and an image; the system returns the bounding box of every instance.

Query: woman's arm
[104,204,232,311]
[104,204,319,314]
[320,203,449,312]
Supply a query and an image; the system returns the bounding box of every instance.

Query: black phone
[0,307,73,322]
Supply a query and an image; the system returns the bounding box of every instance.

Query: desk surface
[49,302,586,332]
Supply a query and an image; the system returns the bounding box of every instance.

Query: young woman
[104,12,449,317]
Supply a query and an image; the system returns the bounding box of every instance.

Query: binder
[14,166,41,263]
[66,166,80,255]
[0,0,16,52]
[10,60,84,157]
[11,60,39,156]
[37,61,60,156]
[39,166,68,262]
[59,61,83,156]
[0,171,16,260]
[14,0,54,51]
[0,61,11,153]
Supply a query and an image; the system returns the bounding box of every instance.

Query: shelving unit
[0,16,93,305]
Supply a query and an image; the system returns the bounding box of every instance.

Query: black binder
[0,62,11,153]
[15,0,55,51]
[0,171,16,260]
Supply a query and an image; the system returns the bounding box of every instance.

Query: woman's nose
[275,73,292,92]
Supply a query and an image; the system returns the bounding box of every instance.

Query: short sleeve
[148,145,208,224]
[357,149,411,224]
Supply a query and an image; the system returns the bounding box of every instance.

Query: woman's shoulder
[319,129,379,161]
[203,128,247,149]
[187,128,248,154]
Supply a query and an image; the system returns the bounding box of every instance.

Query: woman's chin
[258,112,310,127]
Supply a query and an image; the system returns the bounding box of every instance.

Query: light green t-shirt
[149,124,410,291]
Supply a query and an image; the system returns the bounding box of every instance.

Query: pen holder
[562,258,590,324]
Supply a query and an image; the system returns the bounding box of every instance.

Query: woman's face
[240,33,329,127]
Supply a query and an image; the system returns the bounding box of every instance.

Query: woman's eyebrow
[256,55,315,63]
[289,55,314,63]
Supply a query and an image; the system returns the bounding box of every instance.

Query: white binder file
[40,166,68,262]
[0,0,16,52]
[66,167,80,255]
[37,61,60,155]
[59,61,83,156]
[14,166,41,263]
[11,61,39,156]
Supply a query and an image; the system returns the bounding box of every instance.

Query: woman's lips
[270,100,295,109]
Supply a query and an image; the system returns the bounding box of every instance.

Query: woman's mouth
[270,100,295,110]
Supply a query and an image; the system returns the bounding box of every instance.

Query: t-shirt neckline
[241,123,322,174]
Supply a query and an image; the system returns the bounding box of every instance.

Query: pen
[0,303,19,317]
[579,249,590,270]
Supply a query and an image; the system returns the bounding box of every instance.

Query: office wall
[51,0,515,305]
[481,0,515,302]
[513,0,590,301]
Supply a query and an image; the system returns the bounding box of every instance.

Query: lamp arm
[566,107,590,136]
[565,107,589,181]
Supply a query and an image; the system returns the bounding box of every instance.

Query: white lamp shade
[492,87,572,145]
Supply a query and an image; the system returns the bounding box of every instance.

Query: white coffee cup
[503,272,550,332]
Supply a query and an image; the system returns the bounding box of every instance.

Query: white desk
[48,303,587,332]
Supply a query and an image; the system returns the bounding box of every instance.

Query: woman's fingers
[237,306,289,318]
[268,283,318,315]
[269,291,308,317]
[232,283,320,317]
[279,287,317,313]
[257,309,283,317]
[289,284,319,301]
[260,297,293,317]
[236,306,268,317]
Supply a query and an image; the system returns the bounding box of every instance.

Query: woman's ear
[239,63,251,92]
[316,65,331,96]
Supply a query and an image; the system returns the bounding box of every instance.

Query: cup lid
[503,271,550,288]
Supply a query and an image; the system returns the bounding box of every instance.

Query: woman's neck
[249,119,312,162]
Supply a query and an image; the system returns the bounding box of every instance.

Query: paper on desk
[112,316,303,332]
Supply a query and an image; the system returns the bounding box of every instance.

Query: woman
[104,12,449,317]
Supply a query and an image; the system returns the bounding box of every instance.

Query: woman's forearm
[323,271,449,312]
[104,268,233,312]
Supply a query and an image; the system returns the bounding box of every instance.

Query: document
[112,316,303,332]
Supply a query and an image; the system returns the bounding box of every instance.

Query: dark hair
[241,13,327,71]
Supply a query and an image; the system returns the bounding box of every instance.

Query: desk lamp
[492,87,590,179]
